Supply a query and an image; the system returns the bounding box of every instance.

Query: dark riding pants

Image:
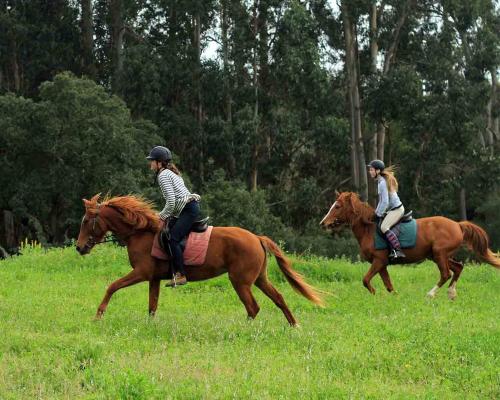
[169,200,200,275]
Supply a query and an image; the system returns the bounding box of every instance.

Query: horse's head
[76,193,109,255]
[320,191,364,231]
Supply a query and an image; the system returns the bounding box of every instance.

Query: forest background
[1,0,499,258]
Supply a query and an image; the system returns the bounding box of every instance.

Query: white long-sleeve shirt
[157,169,200,220]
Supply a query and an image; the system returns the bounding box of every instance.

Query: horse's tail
[258,236,325,306]
[459,221,500,269]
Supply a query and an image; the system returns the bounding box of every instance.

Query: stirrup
[389,249,406,259]
[165,273,187,288]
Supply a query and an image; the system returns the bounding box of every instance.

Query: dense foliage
[0,0,499,255]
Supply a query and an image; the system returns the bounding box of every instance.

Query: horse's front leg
[363,259,386,295]
[148,279,161,316]
[95,270,145,319]
[378,266,394,292]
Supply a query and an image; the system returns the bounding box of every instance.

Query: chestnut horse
[76,194,323,325]
[320,192,500,299]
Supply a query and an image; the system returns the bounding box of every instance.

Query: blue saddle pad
[375,219,417,250]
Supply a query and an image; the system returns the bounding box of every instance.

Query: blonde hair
[380,165,399,193]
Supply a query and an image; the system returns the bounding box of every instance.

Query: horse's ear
[90,193,101,203]
[335,189,340,198]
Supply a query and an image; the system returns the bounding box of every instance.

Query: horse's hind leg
[95,270,145,319]
[230,280,260,320]
[255,275,298,326]
[427,253,452,298]
[447,259,464,300]
[378,267,394,292]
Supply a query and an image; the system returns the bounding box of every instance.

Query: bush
[202,170,286,238]
[279,221,361,261]
[476,189,500,251]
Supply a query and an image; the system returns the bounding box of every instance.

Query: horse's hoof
[448,290,457,300]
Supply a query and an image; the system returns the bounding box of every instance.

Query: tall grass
[0,243,498,399]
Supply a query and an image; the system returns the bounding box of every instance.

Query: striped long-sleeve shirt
[158,169,200,220]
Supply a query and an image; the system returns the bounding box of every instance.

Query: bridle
[82,206,106,252]
[82,204,136,252]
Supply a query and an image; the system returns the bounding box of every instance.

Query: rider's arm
[158,171,175,221]
[375,178,389,217]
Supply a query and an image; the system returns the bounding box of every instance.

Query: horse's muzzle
[76,244,91,255]
[322,219,343,231]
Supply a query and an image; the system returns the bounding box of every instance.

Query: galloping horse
[320,192,500,299]
[76,194,324,325]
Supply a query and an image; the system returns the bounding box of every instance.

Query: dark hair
[159,161,181,176]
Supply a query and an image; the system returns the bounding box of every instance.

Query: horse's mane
[86,194,160,231]
[342,192,375,225]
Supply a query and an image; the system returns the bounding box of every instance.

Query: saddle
[159,217,210,257]
[376,210,413,236]
[374,210,417,251]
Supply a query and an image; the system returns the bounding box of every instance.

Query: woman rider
[367,159,406,260]
[147,146,201,286]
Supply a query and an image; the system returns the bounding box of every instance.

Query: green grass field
[0,243,499,399]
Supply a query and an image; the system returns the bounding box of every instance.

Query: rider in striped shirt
[147,146,201,286]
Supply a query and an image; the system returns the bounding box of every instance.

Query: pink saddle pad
[151,226,213,266]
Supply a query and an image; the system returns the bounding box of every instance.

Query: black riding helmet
[367,159,385,171]
[146,146,172,162]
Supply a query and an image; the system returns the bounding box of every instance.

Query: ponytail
[159,161,181,176]
[380,165,399,192]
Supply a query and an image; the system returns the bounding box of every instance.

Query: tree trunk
[371,0,414,161]
[192,11,204,181]
[486,67,499,149]
[80,0,96,78]
[369,3,378,75]
[0,210,17,250]
[110,0,124,93]
[459,187,467,221]
[342,1,367,200]
[7,32,21,92]
[249,0,259,192]
[258,0,270,160]
[221,0,236,176]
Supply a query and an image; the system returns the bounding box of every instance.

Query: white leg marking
[427,285,439,298]
[448,281,457,300]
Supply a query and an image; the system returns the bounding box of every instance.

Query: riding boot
[384,230,406,259]
[165,239,187,287]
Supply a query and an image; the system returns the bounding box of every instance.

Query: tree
[0,72,160,244]
[80,0,96,78]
